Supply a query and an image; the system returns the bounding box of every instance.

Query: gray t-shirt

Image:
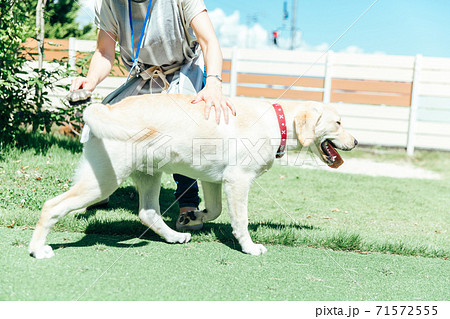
[95,0,206,72]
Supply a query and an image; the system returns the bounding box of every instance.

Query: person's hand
[70,76,96,92]
[192,80,236,124]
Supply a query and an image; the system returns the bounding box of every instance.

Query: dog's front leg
[223,171,267,256]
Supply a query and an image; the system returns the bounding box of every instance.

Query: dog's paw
[29,245,55,259]
[242,243,267,256]
[165,232,191,244]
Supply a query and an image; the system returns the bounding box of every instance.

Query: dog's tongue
[322,141,344,169]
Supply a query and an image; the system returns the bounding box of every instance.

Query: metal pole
[230,47,238,98]
[69,37,76,71]
[406,54,422,156]
[323,51,334,103]
[290,0,297,50]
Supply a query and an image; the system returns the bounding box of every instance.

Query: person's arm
[70,30,117,92]
[190,11,236,124]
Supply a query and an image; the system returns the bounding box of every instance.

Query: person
[70,0,235,230]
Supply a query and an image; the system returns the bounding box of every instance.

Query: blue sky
[204,0,450,57]
[78,0,450,57]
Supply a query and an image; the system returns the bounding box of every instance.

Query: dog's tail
[83,103,140,141]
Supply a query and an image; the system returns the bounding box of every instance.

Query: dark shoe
[176,209,204,231]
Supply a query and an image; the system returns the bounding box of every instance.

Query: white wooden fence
[219,47,450,154]
[36,38,450,154]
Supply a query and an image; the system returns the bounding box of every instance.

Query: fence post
[68,37,76,71]
[406,54,422,156]
[323,50,333,103]
[229,47,238,98]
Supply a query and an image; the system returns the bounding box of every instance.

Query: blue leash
[127,0,153,81]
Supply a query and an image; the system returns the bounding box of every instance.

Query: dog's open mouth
[320,140,344,169]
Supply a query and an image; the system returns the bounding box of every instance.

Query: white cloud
[209,8,370,54]
[340,45,365,54]
[76,0,95,26]
[208,9,270,49]
[79,0,95,11]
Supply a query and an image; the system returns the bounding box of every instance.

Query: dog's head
[293,102,358,168]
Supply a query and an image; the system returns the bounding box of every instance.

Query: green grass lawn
[2,228,449,301]
[0,133,449,300]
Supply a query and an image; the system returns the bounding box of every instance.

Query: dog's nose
[354,139,358,146]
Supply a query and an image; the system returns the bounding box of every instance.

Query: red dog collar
[273,103,287,158]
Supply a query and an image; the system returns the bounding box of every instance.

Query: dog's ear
[294,106,322,147]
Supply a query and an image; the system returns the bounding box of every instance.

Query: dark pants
[173,174,199,208]
[173,71,205,209]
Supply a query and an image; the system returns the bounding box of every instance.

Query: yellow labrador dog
[29,94,357,258]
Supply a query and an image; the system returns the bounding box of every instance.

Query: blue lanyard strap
[128,0,153,77]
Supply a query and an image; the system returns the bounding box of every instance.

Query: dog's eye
[336,121,341,125]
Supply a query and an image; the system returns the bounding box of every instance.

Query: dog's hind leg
[29,160,121,259]
[132,172,191,244]
[201,181,222,222]
[223,170,267,256]
[176,181,222,228]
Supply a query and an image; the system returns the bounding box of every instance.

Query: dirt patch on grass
[285,155,442,180]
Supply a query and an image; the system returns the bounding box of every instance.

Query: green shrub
[0,0,71,146]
